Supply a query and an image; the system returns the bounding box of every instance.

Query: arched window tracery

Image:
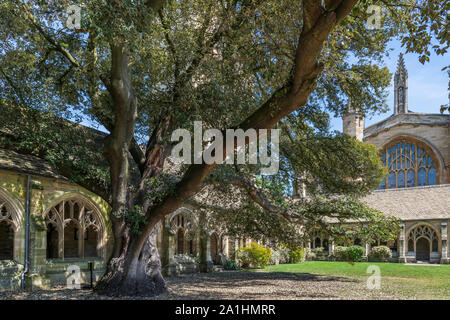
[170,211,197,256]
[407,224,439,253]
[44,199,103,259]
[379,139,439,189]
[0,200,16,260]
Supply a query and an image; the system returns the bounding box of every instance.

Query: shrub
[334,246,347,260]
[334,246,365,262]
[274,244,304,263]
[369,246,392,261]
[236,242,272,269]
[269,247,290,265]
[345,245,366,262]
[223,260,240,270]
[288,247,303,263]
[303,248,315,261]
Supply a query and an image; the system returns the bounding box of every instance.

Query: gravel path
[0,271,403,300]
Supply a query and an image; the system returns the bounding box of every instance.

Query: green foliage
[287,247,303,263]
[269,248,289,265]
[271,244,303,264]
[346,245,366,262]
[334,246,348,260]
[304,247,328,261]
[0,0,444,258]
[223,260,240,271]
[369,246,392,261]
[236,242,272,269]
[145,174,178,205]
[335,245,366,262]
[119,205,147,235]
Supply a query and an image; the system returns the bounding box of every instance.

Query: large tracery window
[170,211,197,256]
[45,199,103,259]
[379,139,439,189]
[0,201,16,260]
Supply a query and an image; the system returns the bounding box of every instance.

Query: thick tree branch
[136,0,359,244]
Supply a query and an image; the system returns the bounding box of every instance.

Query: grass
[260,261,450,299]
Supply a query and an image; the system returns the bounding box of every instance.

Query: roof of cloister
[362,184,450,221]
[0,147,67,180]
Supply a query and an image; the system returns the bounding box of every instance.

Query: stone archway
[416,237,430,261]
[43,196,106,259]
[0,190,23,261]
[407,223,440,262]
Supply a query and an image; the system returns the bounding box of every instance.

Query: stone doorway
[416,237,430,261]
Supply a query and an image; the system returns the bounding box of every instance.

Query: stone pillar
[198,211,213,272]
[27,179,51,289]
[329,238,335,257]
[365,243,371,261]
[441,221,448,264]
[223,236,229,258]
[398,222,406,263]
[161,224,175,276]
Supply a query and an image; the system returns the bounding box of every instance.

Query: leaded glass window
[379,139,439,189]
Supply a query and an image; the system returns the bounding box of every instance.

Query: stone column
[398,222,406,263]
[441,221,448,264]
[199,230,213,272]
[365,243,371,256]
[161,224,175,276]
[198,211,213,272]
[329,238,335,257]
[27,179,51,289]
[223,236,229,258]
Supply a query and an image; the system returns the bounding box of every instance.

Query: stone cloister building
[336,54,450,264]
[0,148,248,291]
[0,54,448,291]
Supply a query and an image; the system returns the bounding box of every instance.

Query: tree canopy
[0,0,447,296]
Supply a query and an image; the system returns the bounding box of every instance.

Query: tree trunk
[95,225,166,297]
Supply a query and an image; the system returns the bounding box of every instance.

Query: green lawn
[260,261,450,299]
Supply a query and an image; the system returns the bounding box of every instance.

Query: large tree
[0,0,447,296]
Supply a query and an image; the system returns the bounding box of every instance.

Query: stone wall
[401,219,449,264]
[343,112,364,141]
[363,114,450,183]
[0,170,113,291]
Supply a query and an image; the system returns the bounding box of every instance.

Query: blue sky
[329,39,449,132]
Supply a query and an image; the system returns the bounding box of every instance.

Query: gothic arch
[168,207,198,233]
[406,222,441,254]
[169,208,199,255]
[42,193,108,259]
[379,135,444,189]
[0,187,24,232]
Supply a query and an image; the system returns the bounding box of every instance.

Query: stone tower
[394,53,408,114]
[342,101,364,141]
